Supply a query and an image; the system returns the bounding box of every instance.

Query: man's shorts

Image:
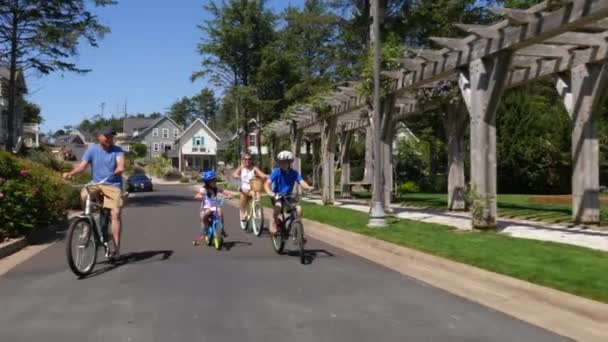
[82,184,124,210]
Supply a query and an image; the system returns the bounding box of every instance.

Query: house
[232,118,311,157]
[175,118,221,173]
[0,68,28,151]
[23,123,40,148]
[52,133,88,161]
[123,116,183,166]
[392,122,419,153]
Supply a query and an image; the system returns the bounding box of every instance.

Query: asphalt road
[0,185,570,342]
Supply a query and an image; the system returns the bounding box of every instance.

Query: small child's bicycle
[193,195,226,250]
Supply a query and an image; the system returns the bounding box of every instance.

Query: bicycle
[270,193,306,264]
[239,178,264,236]
[193,195,226,250]
[65,177,116,277]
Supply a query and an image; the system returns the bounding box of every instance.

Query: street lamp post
[368,0,387,227]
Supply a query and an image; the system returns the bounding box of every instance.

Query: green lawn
[262,197,608,303]
[396,193,608,224]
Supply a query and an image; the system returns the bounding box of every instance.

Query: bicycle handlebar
[66,177,111,189]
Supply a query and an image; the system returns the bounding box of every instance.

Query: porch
[180,154,217,173]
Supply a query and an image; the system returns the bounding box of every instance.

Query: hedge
[0,151,78,239]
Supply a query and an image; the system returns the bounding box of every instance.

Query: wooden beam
[454,22,509,39]
[395,58,426,71]
[413,48,449,62]
[518,44,575,57]
[490,7,539,24]
[544,31,607,46]
[429,36,475,51]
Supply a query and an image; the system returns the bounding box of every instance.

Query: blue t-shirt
[270,167,303,195]
[82,144,124,188]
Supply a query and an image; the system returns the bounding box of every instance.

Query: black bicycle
[271,194,306,264]
[65,178,116,277]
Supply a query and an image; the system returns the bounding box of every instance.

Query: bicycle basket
[250,178,263,192]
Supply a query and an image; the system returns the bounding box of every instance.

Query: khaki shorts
[81,184,125,210]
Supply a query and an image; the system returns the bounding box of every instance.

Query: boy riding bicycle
[195,171,233,241]
[264,151,312,236]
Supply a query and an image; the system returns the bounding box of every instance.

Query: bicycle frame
[277,194,300,236]
[73,178,113,248]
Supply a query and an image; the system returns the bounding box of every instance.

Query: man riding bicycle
[232,153,267,227]
[63,127,125,258]
[264,151,312,236]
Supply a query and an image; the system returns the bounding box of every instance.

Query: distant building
[123,116,183,166]
[175,118,221,172]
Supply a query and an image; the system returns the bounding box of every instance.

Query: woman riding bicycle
[232,154,267,228]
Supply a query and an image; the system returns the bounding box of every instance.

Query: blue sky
[30,0,303,133]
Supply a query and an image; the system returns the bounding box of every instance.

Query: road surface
[0,185,570,341]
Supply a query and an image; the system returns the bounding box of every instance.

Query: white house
[176,118,221,172]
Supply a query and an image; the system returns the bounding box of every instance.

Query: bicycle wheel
[271,225,285,254]
[66,217,97,277]
[205,225,213,246]
[251,201,263,236]
[214,221,223,250]
[292,221,305,264]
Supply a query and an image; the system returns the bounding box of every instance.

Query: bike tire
[66,217,97,277]
[293,221,305,264]
[214,222,223,250]
[271,224,285,255]
[252,201,263,237]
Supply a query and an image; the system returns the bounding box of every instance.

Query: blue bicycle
[193,195,226,250]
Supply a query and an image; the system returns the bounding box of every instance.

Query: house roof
[133,116,183,139]
[123,118,157,136]
[54,134,84,146]
[176,118,221,142]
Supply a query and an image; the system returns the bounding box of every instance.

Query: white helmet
[277,150,294,161]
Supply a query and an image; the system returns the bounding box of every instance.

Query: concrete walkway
[302,196,608,252]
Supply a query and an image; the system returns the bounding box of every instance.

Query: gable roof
[176,118,220,142]
[123,118,157,136]
[132,116,183,139]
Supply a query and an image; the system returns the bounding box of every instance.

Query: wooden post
[459,51,512,229]
[312,138,321,190]
[340,128,354,198]
[321,116,338,204]
[290,121,303,195]
[444,102,468,211]
[556,62,608,225]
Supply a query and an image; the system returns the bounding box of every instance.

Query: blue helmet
[201,170,217,182]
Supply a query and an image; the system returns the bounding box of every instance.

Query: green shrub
[0,151,75,238]
[190,171,199,180]
[396,181,420,196]
[26,149,72,172]
[163,168,182,181]
[132,143,147,158]
[132,166,146,175]
[180,176,190,183]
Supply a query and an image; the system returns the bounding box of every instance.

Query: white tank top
[240,168,255,188]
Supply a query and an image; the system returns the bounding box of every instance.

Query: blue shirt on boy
[269,167,303,195]
[82,144,124,188]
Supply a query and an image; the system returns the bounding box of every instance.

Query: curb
[232,199,608,342]
[0,212,77,261]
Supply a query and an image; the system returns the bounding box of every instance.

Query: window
[164,143,172,151]
[174,129,179,137]
[162,128,169,138]
[153,128,159,137]
[191,135,205,152]
[153,143,160,152]
[248,134,256,147]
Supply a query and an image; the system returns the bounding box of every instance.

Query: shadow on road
[222,241,253,250]
[286,249,335,265]
[80,250,173,280]
[128,194,194,208]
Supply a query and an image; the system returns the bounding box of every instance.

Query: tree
[0,0,116,151]
[192,0,275,88]
[192,88,219,125]
[132,143,147,158]
[21,99,42,124]
[168,97,196,127]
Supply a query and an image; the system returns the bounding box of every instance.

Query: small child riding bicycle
[264,151,313,236]
[195,170,233,241]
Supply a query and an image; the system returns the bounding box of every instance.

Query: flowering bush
[0,151,76,239]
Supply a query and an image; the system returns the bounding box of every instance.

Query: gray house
[123,116,183,166]
[0,68,28,150]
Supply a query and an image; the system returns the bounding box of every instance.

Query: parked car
[127,174,153,192]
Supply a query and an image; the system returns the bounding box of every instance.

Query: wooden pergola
[265,0,608,228]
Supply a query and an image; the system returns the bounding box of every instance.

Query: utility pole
[368,0,387,227]
[100,102,106,117]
